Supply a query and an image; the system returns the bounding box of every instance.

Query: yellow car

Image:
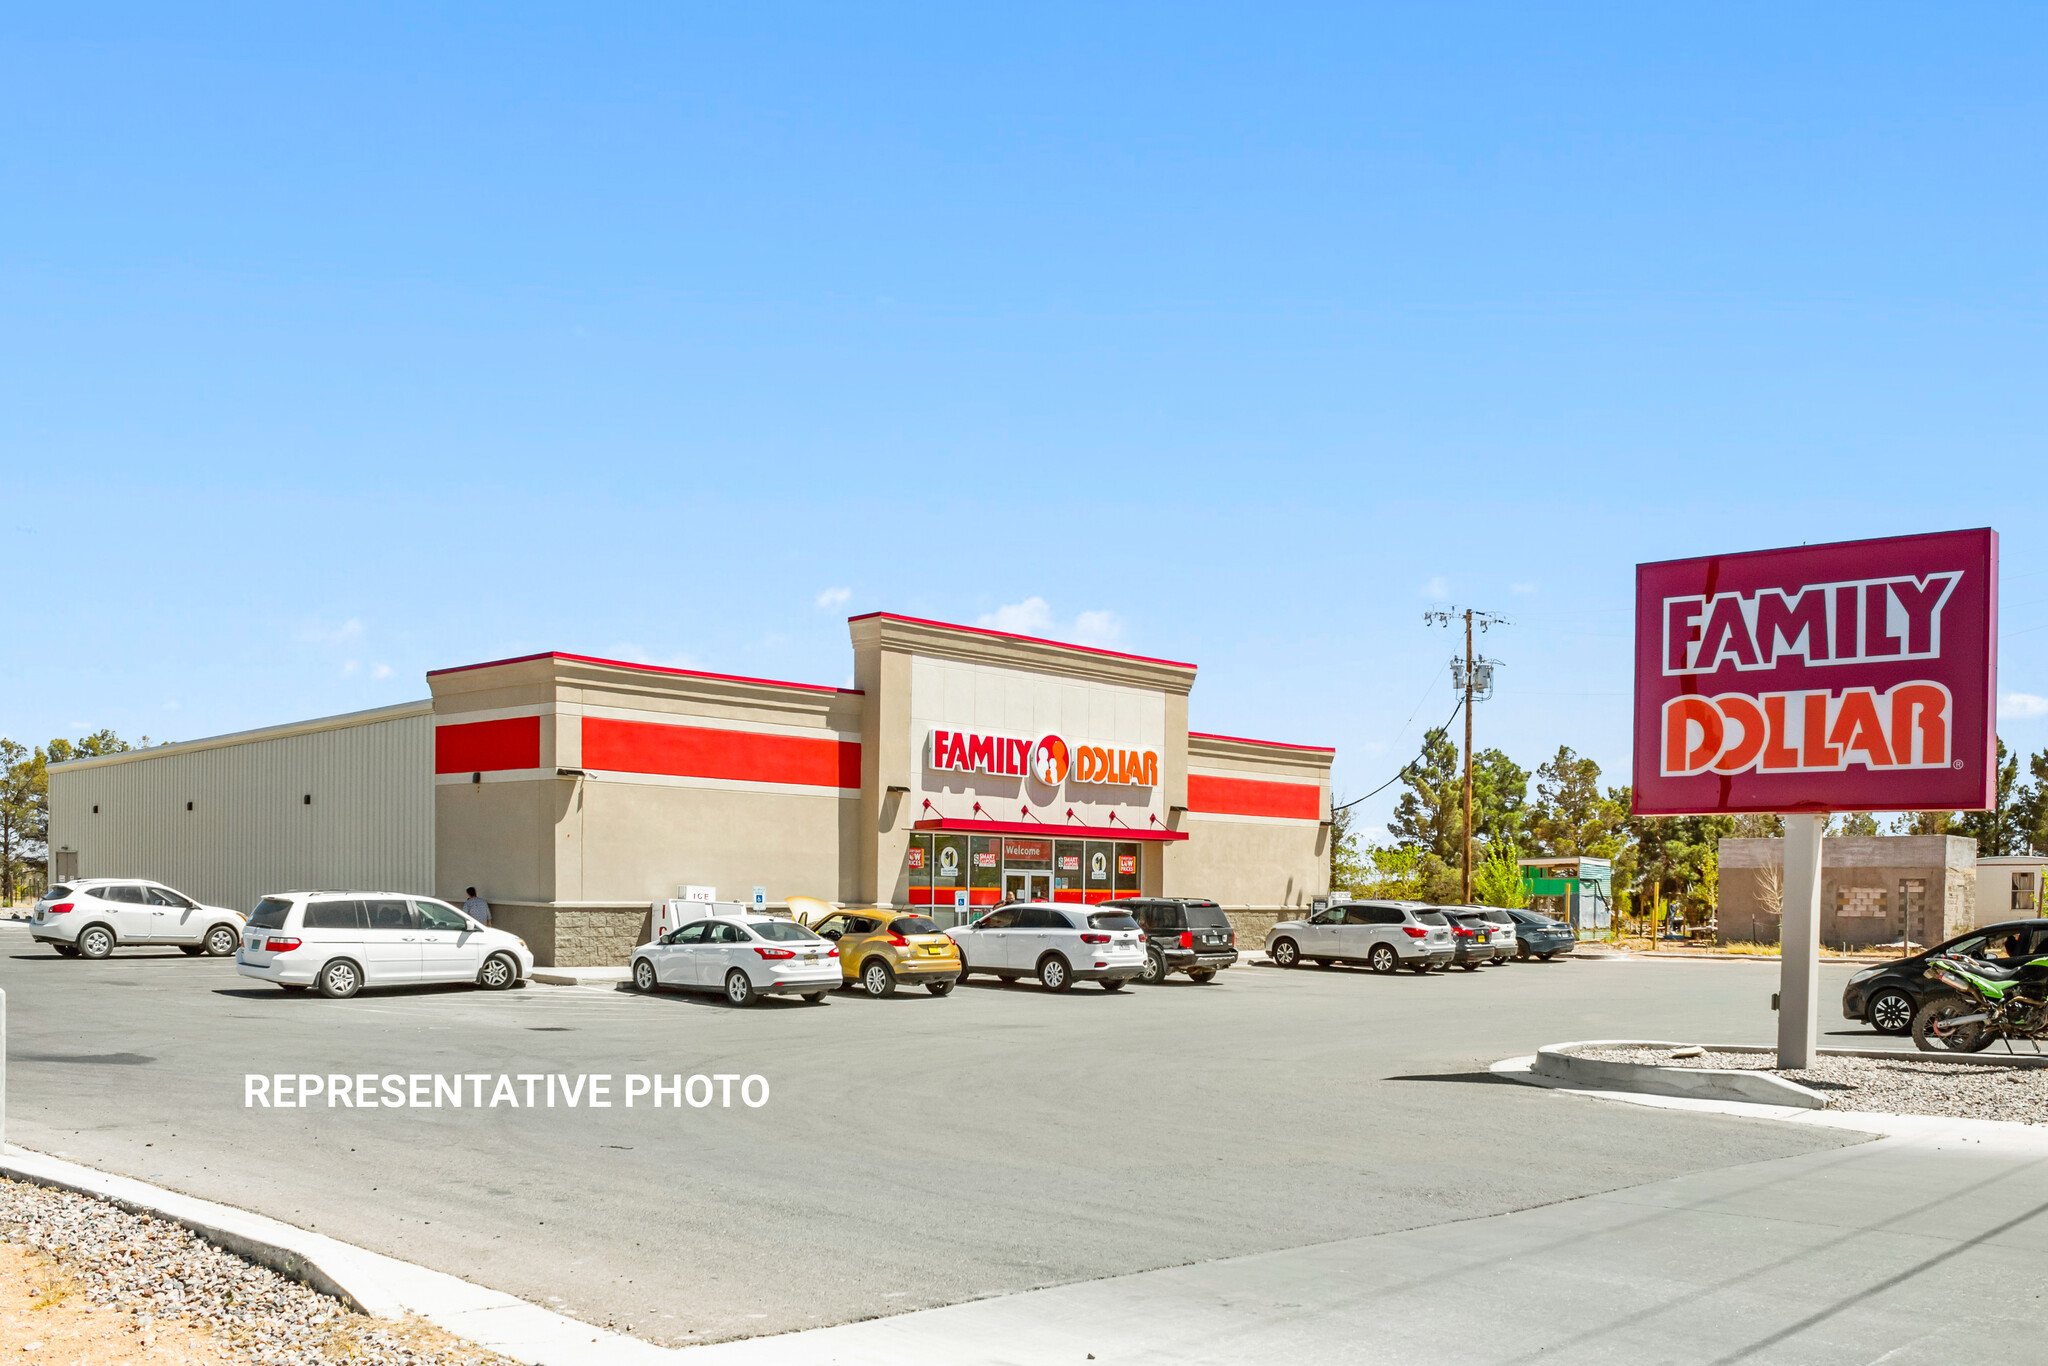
[811,910,961,997]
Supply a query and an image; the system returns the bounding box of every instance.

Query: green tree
[1473,842,1530,909]
[1387,728,1461,859]
[2019,749,2048,856]
[1890,810,1954,835]
[0,739,31,906]
[1834,812,1881,836]
[1471,748,1529,848]
[1527,747,1627,858]
[1327,793,1366,894]
[15,730,132,894]
[1952,738,2022,856]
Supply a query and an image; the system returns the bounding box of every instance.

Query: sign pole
[1777,814,1825,1069]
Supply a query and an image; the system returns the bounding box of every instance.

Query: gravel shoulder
[1572,1046,2048,1125]
[0,1178,511,1365]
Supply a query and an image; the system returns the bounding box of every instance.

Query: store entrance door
[1005,873,1051,902]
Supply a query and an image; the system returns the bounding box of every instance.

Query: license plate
[922,945,946,955]
[805,952,819,960]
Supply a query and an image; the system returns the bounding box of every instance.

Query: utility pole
[1462,610,1475,903]
[1424,606,1506,905]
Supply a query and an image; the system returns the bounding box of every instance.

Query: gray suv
[1266,901,1455,974]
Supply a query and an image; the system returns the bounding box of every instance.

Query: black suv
[1102,898,1238,984]
[1842,918,2048,1034]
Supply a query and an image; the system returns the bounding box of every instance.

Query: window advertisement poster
[1633,528,1997,816]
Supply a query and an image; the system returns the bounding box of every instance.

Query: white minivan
[32,879,245,959]
[947,902,1146,991]
[236,891,533,999]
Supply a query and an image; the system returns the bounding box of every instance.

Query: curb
[1532,1039,1830,1109]
[0,1146,676,1363]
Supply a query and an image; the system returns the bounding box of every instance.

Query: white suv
[236,892,534,999]
[32,880,245,960]
[1266,901,1455,973]
[947,902,1146,991]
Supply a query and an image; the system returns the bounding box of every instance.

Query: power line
[1333,693,1465,813]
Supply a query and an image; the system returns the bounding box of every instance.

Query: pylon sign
[1633,528,1997,816]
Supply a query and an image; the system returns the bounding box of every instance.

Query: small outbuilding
[1717,835,1978,949]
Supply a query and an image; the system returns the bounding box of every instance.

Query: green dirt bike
[1912,953,2048,1053]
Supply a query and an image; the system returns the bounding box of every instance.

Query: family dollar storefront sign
[925,729,1159,791]
[1633,527,1998,1071]
[1634,528,1998,816]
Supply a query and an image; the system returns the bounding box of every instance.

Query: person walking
[463,887,492,926]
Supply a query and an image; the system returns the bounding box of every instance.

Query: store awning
[911,817,1189,842]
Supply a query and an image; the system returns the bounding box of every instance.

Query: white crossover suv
[631,912,841,1006]
[1266,901,1455,973]
[947,902,1146,991]
[32,880,245,960]
[236,892,533,999]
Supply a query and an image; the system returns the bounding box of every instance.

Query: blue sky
[7,3,2047,839]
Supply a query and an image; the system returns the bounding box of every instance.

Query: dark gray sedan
[1506,908,1576,961]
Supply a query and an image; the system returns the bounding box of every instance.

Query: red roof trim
[912,816,1189,842]
[427,651,862,695]
[848,612,1197,671]
[1187,730,1336,754]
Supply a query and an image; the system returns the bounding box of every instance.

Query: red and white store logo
[927,729,1156,789]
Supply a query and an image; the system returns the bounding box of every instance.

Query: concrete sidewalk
[674,1118,2048,1364]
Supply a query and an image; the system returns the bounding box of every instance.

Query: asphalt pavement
[0,926,1902,1347]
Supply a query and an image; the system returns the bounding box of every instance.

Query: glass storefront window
[970,835,1002,906]
[1001,837,1051,870]
[1084,841,1115,902]
[932,834,968,910]
[905,833,934,905]
[1053,840,1086,902]
[1115,842,1141,895]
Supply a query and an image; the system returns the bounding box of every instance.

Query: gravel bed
[1571,1046,2048,1125]
[0,1177,510,1364]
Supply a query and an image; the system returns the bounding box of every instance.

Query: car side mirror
[821,929,841,940]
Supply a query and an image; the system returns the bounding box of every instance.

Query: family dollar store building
[48,613,1336,965]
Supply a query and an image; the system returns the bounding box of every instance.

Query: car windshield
[892,916,942,936]
[1415,911,1448,926]
[1182,903,1230,928]
[1088,913,1140,931]
[750,920,820,942]
[248,898,293,929]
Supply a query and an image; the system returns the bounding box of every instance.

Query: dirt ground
[0,1239,230,1363]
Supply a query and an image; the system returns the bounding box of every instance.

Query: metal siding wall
[48,710,434,915]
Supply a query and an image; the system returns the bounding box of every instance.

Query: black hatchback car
[1102,898,1238,984]
[1842,918,2048,1034]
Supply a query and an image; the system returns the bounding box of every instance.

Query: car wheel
[1039,955,1071,991]
[1410,960,1432,973]
[633,958,658,991]
[1189,969,1217,983]
[724,969,757,1007]
[1868,989,1914,1036]
[802,991,827,1004]
[1461,960,1480,972]
[78,926,115,960]
[1912,996,1991,1052]
[1140,948,1167,984]
[478,953,518,991]
[319,959,362,1000]
[205,925,240,957]
[180,945,206,956]
[927,979,954,997]
[52,944,79,958]
[862,959,898,998]
[280,984,308,994]
[1101,976,1125,992]
[1368,944,1398,974]
[1271,937,1301,969]
[1537,952,1555,961]
[1517,945,1531,961]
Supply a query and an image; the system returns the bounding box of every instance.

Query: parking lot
[0,923,1894,1347]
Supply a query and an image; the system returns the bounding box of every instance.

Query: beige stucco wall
[850,614,1200,907]
[1167,733,1332,908]
[1717,835,1977,947]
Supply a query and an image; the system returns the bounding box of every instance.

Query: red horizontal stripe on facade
[1187,773,1321,820]
[583,717,861,790]
[435,717,542,774]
